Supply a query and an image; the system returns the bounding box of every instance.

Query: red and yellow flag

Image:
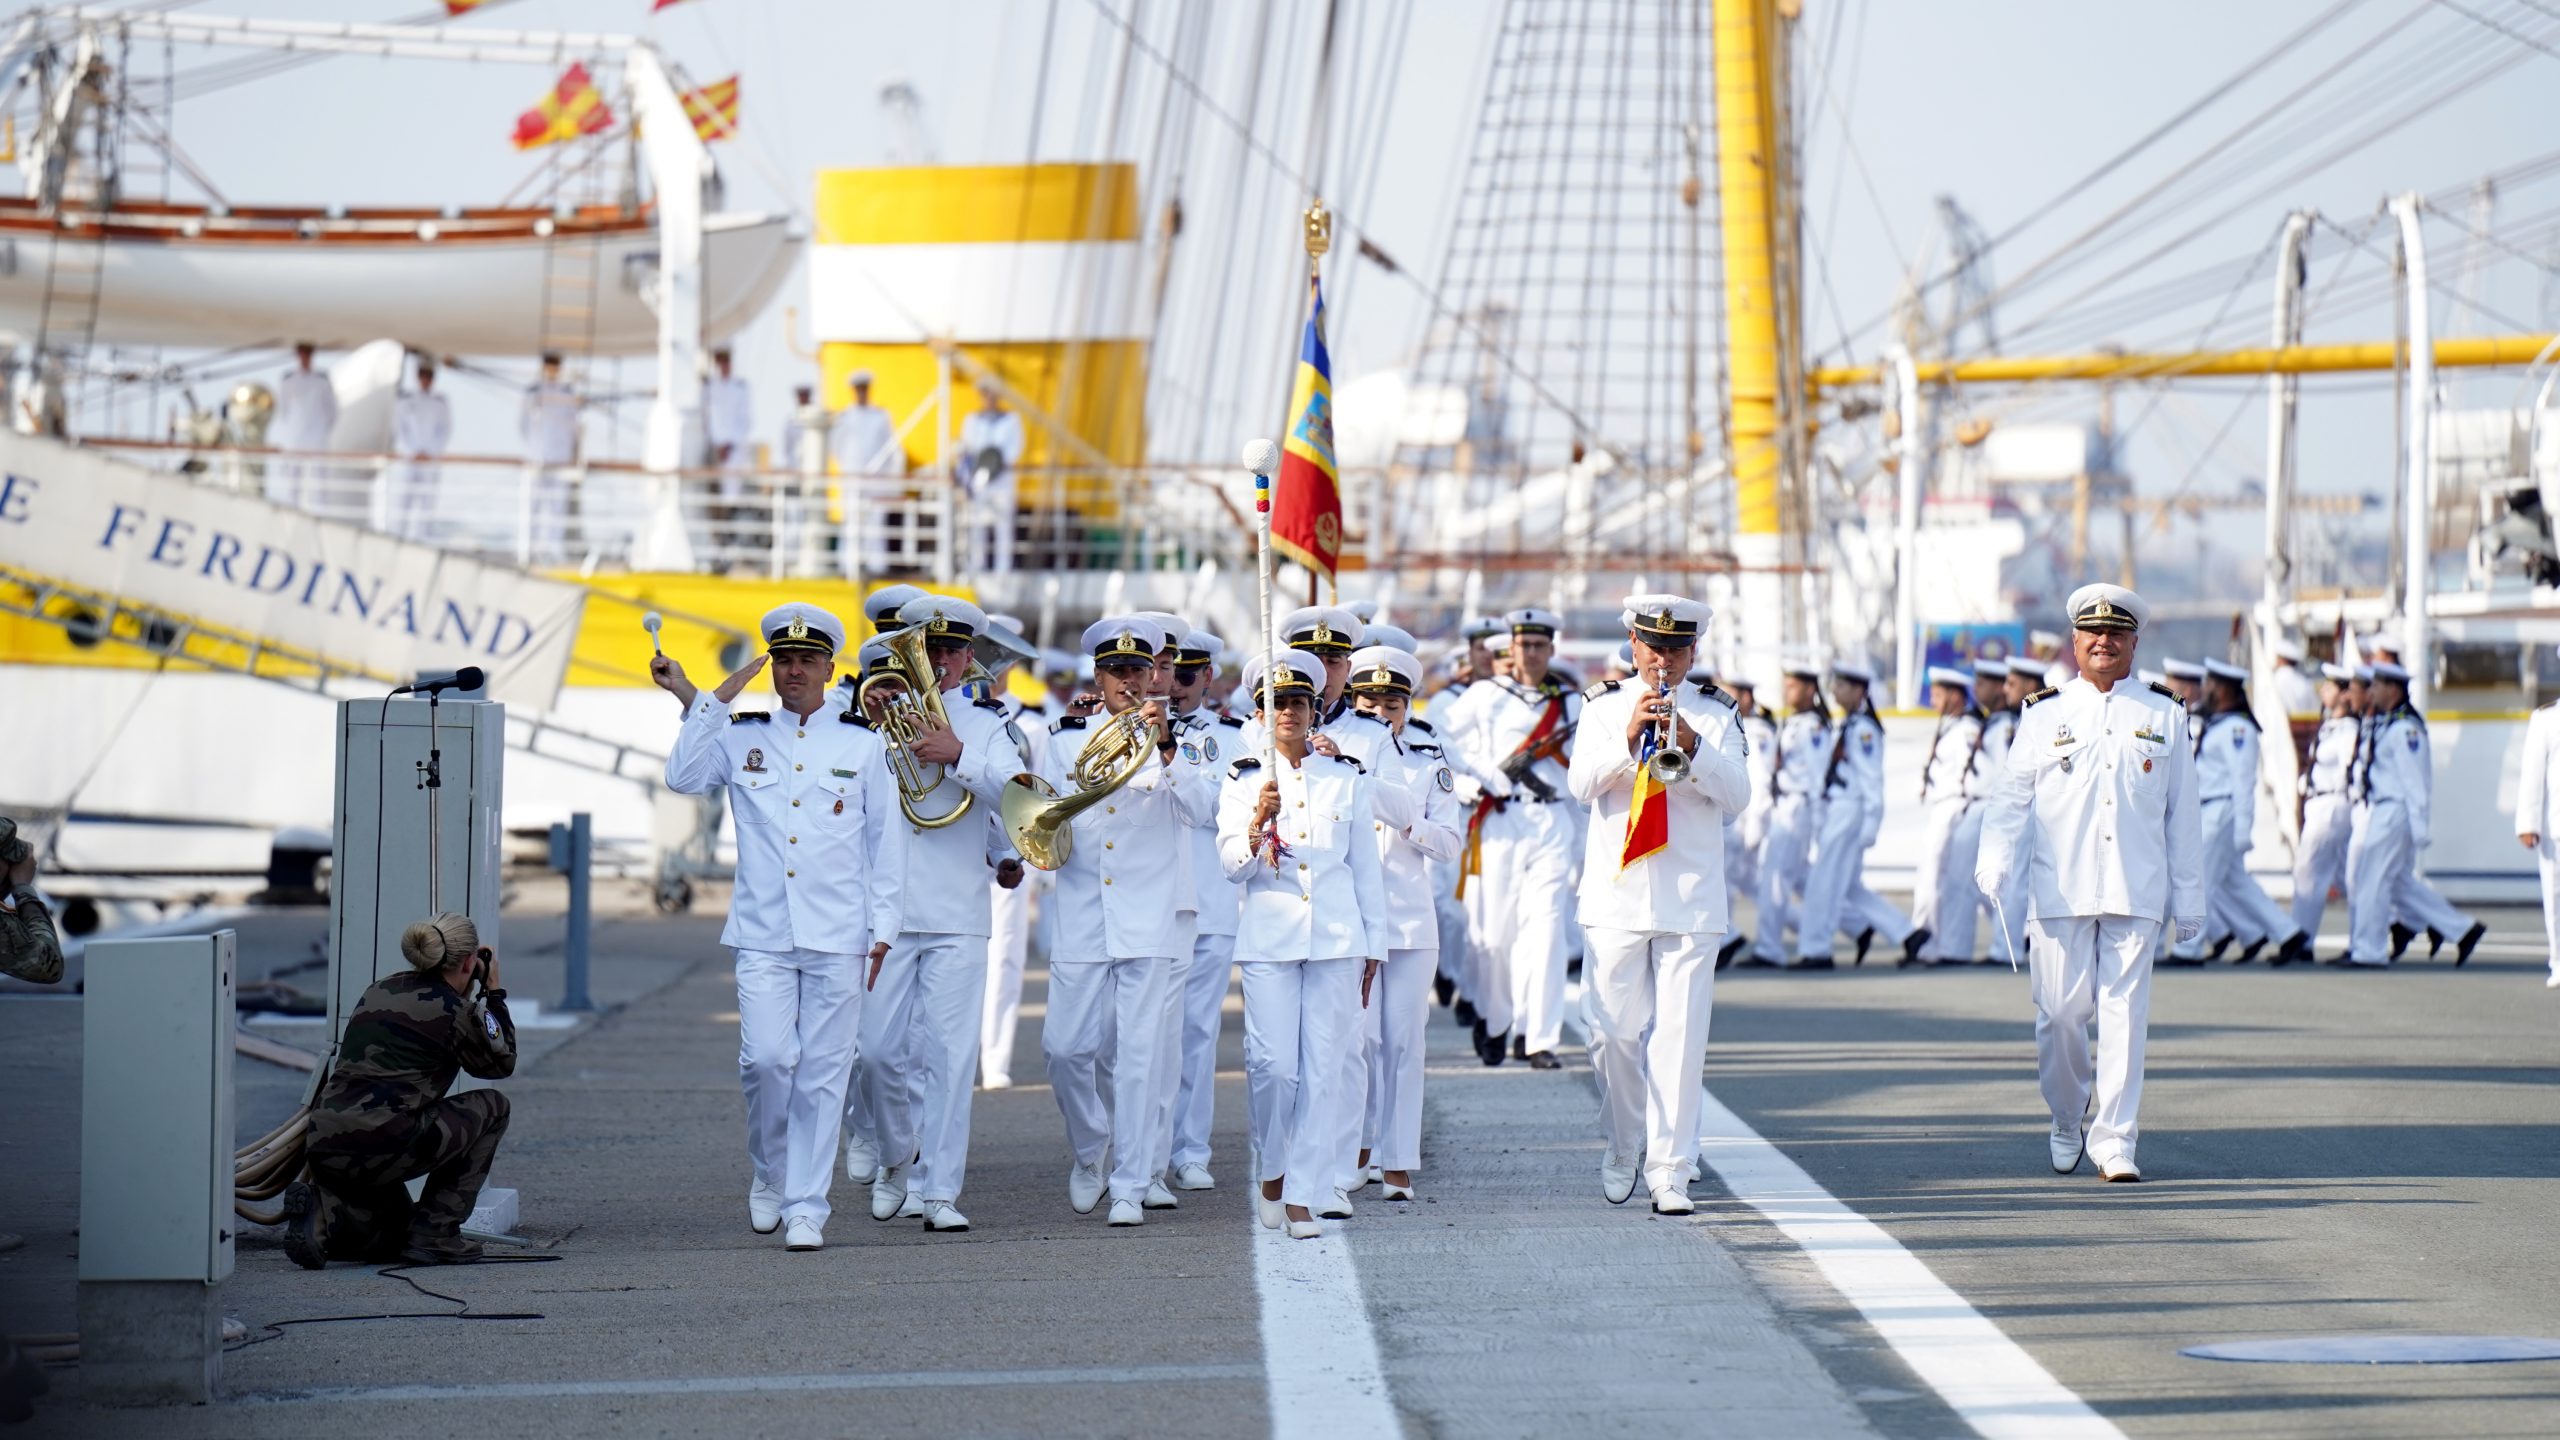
[443,0,494,13]
[1620,734,1671,869]
[512,63,615,151]
[1271,274,1343,583]
[679,76,741,141]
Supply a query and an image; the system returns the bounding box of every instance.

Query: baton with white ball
[642,610,664,657]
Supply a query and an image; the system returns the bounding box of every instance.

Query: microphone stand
[416,688,443,915]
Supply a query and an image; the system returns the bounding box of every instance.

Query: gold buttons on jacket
[1107,805,1116,815]
[793,799,801,807]
[1104,877,1114,886]
[789,836,798,844]
[795,763,804,771]
[1105,841,1115,850]
[787,869,796,877]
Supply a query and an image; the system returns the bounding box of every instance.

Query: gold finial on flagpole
[1303,197,1332,263]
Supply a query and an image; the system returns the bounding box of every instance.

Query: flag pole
[1246,438,1280,783]
[1304,198,1332,607]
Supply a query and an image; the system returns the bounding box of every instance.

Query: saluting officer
[1219,650,1387,1240]
[1746,661,1831,967]
[1908,666,1988,966]
[1567,596,1752,1214]
[1039,617,1214,1226]
[1975,584,2204,1183]
[850,596,1027,1234]
[1166,628,1246,1191]
[656,604,903,1251]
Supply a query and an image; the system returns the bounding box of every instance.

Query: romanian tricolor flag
[680,76,741,141]
[1620,726,1671,869]
[1271,273,1344,583]
[512,63,615,151]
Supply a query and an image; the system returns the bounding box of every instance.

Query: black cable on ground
[222,1254,562,1354]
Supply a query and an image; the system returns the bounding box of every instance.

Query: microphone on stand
[392,666,486,696]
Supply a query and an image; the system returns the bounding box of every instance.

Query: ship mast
[1715,0,1802,672]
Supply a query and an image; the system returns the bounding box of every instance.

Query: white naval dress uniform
[2187,711,2295,956]
[1329,718,1461,1183]
[1976,705,2027,964]
[1727,706,1779,924]
[2516,700,2560,980]
[1750,707,1830,963]
[1168,707,1246,1175]
[959,406,1026,574]
[1449,675,1581,1051]
[664,694,906,1226]
[1218,752,1387,1211]
[2343,705,2438,963]
[388,388,451,541]
[981,696,1049,1088]
[1039,713,1214,1206]
[2290,713,2357,938]
[829,401,901,579]
[268,365,338,509]
[519,379,581,564]
[1425,681,1496,999]
[1911,707,1989,963]
[1797,706,1912,959]
[705,372,755,497]
[849,693,1022,1208]
[1975,677,2204,1168]
[1567,680,1753,1192]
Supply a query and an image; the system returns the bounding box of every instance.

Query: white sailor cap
[2028,628,2065,650]
[760,602,846,657]
[1347,645,1421,695]
[1132,611,1190,654]
[1613,641,1636,667]
[1083,615,1168,667]
[2043,660,2078,688]
[2137,668,2167,686]
[2352,664,2374,683]
[1280,604,1364,655]
[1725,674,1757,691]
[2274,637,2306,662]
[1174,629,1225,667]
[2364,632,2403,656]
[1346,598,1380,623]
[855,635,897,675]
[1505,606,1564,638]
[1364,622,1419,655]
[1486,631,1515,655]
[849,368,876,386]
[2203,657,2249,683]
[1460,615,1506,643]
[1926,665,1975,690]
[2370,661,2411,684]
[2164,659,2206,681]
[864,582,927,629]
[2065,582,2148,633]
[896,594,986,642]
[1783,655,1824,681]
[2319,661,2355,683]
[1973,658,2011,679]
[1619,592,1710,644]
[1831,655,1878,685]
[1239,648,1327,704]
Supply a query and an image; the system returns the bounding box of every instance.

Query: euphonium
[1645,678,1688,784]
[998,704,1165,871]
[856,624,976,829]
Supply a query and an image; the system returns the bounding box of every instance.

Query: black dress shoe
[2157,954,2205,967]
[2269,933,2309,967]
[1716,934,1750,970]
[2425,926,2446,959]
[1853,928,1876,966]
[1789,955,1836,971]
[1511,1034,1528,1060]
[1566,955,1583,982]
[1526,1050,1562,1070]
[1454,998,1479,1028]
[2234,938,2266,965]
[2389,922,2415,960]
[2206,935,2232,963]
[1433,974,1456,1007]
[2454,920,2487,966]
[1900,927,1932,966]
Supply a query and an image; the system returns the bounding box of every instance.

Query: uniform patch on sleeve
[1584,679,1621,699]
[1436,765,1454,791]
[2022,687,2058,707]
[484,1011,501,1039]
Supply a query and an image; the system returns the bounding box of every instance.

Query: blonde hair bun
[399,912,480,971]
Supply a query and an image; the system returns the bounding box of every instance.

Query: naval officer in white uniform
[1975,584,2203,1183]
[1746,661,1831,966]
[655,604,903,1250]
[2515,664,2560,989]
[1908,666,1988,966]
[1167,627,1246,1190]
[1567,595,1753,1214]
[2288,663,2359,949]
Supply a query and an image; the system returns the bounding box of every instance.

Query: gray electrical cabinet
[328,697,507,1045]
[80,931,236,1284]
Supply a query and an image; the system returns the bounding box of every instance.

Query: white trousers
[1797,798,1911,959]
[2344,800,2412,961]
[389,460,440,541]
[980,879,1034,1086]
[1140,946,1196,1182]
[2025,915,2155,1166]
[1431,855,1470,988]
[2539,838,2560,978]
[1585,927,1717,1190]
[2397,874,2471,941]
[519,464,570,566]
[734,946,865,1225]
[2188,798,2296,955]
[1240,957,1362,1210]
[1912,799,1984,961]
[1043,955,1171,1205]
[1357,948,1435,1174]
[1751,795,1814,961]
[852,932,986,1203]
[2291,792,2352,937]
[1475,800,1574,1051]
[1171,932,1236,1171]
[1724,811,1760,920]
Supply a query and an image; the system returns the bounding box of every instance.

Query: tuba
[855,624,982,829]
[998,705,1164,871]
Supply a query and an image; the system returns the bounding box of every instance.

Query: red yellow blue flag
[1621,727,1670,869]
[1271,274,1343,583]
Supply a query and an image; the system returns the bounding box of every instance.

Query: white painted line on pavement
[1250,1193,1400,1438]
[1693,1087,2126,1440]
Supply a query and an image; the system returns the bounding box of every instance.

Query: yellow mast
[1715,0,1788,539]
[1808,333,2560,390]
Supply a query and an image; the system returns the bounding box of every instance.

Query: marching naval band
[645,577,2490,1251]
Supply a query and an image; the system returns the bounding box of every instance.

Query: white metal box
[79,931,236,1284]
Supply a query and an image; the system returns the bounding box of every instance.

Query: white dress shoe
[1255,1190,1285,1230]
[1067,1161,1107,1215]
[1143,1178,1181,1210]
[783,1216,824,1251]
[2099,1155,2142,1183]
[1600,1155,1638,1206]
[895,1190,926,1220]
[1356,1166,1381,1189]
[2546,973,2560,989]
[1107,1198,1145,1227]
[2049,1123,2087,1175]
[1286,1217,1323,1240]
[982,1074,1014,1090]
[747,1179,784,1234]
[1172,1163,1217,1191]
[871,1162,912,1221]
[1650,1181,1695,1215]
[923,1200,970,1232]
[843,1135,880,1184]
[1317,1188,1354,1219]
[1381,1181,1416,1202]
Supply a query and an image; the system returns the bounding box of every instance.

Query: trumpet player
[1038,617,1215,1226]
[1567,596,1752,1213]
[845,596,1027,1233]
[1219,650,1387,1240]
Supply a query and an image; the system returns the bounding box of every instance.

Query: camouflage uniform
[0,884,61,986]
[304,969,516,1261]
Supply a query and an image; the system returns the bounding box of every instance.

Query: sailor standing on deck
[519,353,582,566]
[388,358,451,542]
[2514,662,2560,989]
[1039,617,1213,1227]
[2289,663,2359,947]
[1219,650,1386,1241]
[1568,596,1752,1214]
[268,342,337,509]
[703,348,756,559]
[1907,667,1988,966]
[1746,662,1831,967]
[654,604,902,1251]
[1974,584,2203,1183]
[1796,658,1923,968]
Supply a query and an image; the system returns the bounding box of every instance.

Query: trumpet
[856,623,987,829]
[1645,678,1688,784]
[998,703,1165,871]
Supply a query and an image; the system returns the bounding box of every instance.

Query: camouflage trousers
[306,1089,509,1261]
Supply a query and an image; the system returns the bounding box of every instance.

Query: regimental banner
[0,433,587,711]
[1272,273,1343,583]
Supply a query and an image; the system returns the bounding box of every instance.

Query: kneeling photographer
[284,911,516,1267]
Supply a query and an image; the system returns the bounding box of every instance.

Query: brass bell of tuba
[856,623,979,829]
[998,705,1164,871]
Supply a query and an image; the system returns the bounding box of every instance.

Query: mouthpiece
[1241,438,1280,477]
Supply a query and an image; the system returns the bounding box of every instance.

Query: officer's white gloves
[1974,869,2009,901]
[2174,916,2204,944]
